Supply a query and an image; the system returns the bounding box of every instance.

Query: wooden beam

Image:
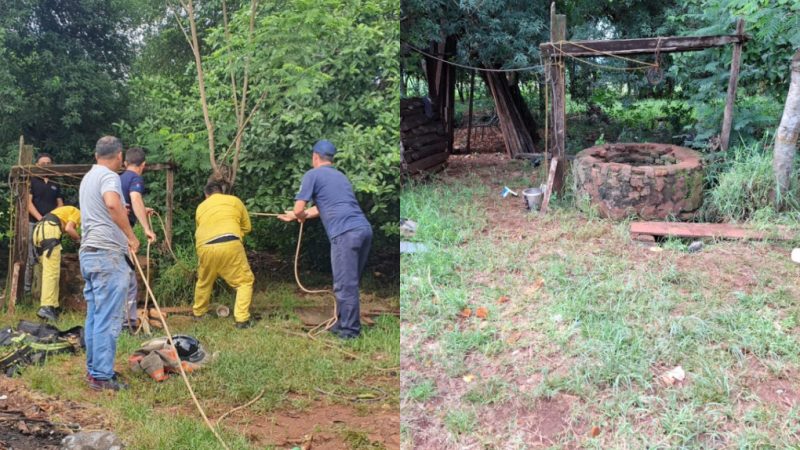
[540,157,559,214]
[466,70,475,154]
[720,19,745,152]
[10,162,176,177]
[165,168,174,249]
[7,263,20,314]
[18,144,33,166]
[630,221,794,241]
[548,3,567,193]
[540,34,747,57]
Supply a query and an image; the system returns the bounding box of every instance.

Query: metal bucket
[523,188,544,211]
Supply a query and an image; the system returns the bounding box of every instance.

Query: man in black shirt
[24,154,63,294]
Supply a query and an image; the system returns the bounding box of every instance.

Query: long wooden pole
[548,3,567,193]
[720,19,745,152]
[466,70,476,154]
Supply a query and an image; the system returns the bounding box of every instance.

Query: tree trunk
[483,72,538,157]
[773,49,800,203]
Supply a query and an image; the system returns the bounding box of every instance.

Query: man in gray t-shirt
[78,136,139,392]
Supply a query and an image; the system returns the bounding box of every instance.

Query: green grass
[401,167,800,448]
[4,280,398,450]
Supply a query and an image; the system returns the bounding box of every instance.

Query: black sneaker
[89,374,128,391]
[36,306,58,322]
[234,320,253,329]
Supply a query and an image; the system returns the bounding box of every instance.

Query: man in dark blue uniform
[279,140,372,339]
[25,154,63,294]
[119,147,156,330]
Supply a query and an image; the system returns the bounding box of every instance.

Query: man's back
[195,194,251,245]
[79,165,126,253]
[296,166,370,239]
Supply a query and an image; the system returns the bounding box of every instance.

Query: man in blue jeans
[279,140,372,339]
[79,136,140,391]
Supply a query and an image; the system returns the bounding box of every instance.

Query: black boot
[36,306,58,322]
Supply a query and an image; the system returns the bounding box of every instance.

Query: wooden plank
[165,168,174,250]
[549,5,567,193]
[10,162,175,177]
[7,263,20,314]
[630,221,794,241]
[404,152,449,173]
[539,34,747,57]
[540,157,559,214]
[466,70,476,154]
[12,160,29,305]
[18,143,33,166]
[720,19,745,152]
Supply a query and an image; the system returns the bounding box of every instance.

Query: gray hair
[95,136,123,159]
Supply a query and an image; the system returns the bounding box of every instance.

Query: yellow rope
[556,39,659,68]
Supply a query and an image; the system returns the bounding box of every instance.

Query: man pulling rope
[278,140,373,340]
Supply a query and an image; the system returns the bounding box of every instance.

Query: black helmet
[171,335,206,363]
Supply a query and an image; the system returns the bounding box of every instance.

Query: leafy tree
[0,0,143,160]
[125,0,399,266]
[666,0,800,146]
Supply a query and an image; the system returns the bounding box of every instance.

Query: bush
[702,141,800,222]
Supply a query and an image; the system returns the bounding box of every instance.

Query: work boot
[192,314,207,322]
[36,306,58,322]
[234,320,253,329]
[89,374,128,392]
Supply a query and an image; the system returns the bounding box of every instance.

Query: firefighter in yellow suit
[33,205,80,322]
[192,179,255,328]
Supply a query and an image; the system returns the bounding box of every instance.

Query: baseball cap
[312,140,337,157]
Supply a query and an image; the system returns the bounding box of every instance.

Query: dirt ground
[402,153,800,448]
[0,376,109,449]
[230,397,400,449]
[452,126,506,154]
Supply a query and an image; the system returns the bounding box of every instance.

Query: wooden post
[548,3,567,193]
[466,70,476,154]
[9,141,35,306]
[165,167,174,249]
[7,263,21,314]
[540,158,559,214]
[720,19,745,152]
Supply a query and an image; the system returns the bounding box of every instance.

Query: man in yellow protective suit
[192,179,255,328]
[33,205,81,321]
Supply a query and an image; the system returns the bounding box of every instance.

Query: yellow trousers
[32,221,61,308]
[193,240,254,322]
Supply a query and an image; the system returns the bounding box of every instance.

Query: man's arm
[27,194,43,221]
[281,203,319,222]
[293,200,308,222]
[103,191,140,254]
[240,201,252,236]
[130,192,156,243]
[56,198,64,207]
[64,221,80,241]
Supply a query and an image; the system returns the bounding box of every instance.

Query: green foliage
[703,140,800,222]
[668,0,800,147]
[0,0,143,158]
[127,0,399,262]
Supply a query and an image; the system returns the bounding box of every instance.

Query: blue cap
[312,140,337,157]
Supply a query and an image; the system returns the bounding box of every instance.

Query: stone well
[572,143,704,220]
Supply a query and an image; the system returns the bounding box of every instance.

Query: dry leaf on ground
[497,295,510,304]
[460,308,472,318]
[476,307,489,319]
